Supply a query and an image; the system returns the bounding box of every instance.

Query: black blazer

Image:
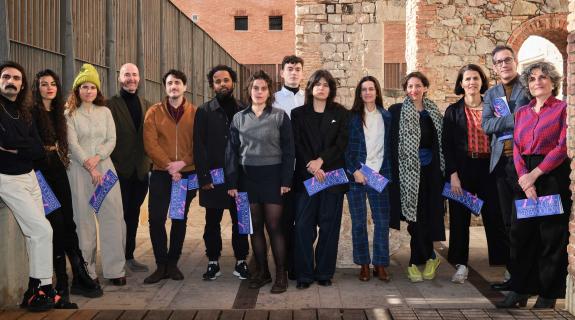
[193,97,244,209]
[442,98,488,177]
[291,102,350,194]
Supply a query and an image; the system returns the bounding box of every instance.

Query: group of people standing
[0,43,569,312]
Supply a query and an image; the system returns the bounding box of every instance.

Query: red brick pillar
[566,32,575,314]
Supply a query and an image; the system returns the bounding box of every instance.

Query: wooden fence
[1,0,245,106]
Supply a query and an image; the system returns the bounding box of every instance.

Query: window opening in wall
[235,16,248,31]
[269,16,283,31]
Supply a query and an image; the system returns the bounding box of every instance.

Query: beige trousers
[0,171,53,285]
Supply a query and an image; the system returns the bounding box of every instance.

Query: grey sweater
[225,105,295,188]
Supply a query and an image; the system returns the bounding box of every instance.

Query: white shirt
[273,86,305,118]
[363,108,385,171]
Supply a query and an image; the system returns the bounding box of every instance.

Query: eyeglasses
[494,57,514,67]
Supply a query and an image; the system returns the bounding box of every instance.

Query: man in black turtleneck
[107,63,152,273]
[194,65,249,281]
[0,61,58,312]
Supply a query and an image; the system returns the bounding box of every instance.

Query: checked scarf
[398,96,444,222]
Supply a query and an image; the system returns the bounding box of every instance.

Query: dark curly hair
[0,61,32,124]
[207,65,237,88]
[32,69,69,167]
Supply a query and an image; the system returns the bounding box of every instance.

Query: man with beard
[194,65,249,280]
[0,61,56,311]
[107,63,151,273]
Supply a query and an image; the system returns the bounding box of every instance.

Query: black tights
[250,203,285,273]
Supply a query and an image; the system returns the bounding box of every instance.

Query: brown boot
[373,265,390,282]
[270,270,287,294]
[359,264,370,281]
[249,267,272,289]
[144,264,168,284]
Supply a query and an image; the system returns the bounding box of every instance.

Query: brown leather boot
[359,264,370,281]
[270,270,287,294]
[373,265,390,282]
[144,264,168,284]
[249,267,272,289]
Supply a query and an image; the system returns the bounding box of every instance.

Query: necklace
[0,102,20,120]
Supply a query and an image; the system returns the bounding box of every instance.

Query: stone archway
[507,13,568,89]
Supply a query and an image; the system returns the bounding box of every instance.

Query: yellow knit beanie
[72,64,101,91]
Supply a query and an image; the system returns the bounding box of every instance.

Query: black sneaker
[202,263,221,280]
[20,285,55,312]
[233,261,250,280]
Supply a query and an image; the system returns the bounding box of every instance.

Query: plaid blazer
[345,107,399,229]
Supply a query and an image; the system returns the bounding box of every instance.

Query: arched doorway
[507,13,568,93]
[517,35,565,97]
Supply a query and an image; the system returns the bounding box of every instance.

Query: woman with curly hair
[32,69,103,304]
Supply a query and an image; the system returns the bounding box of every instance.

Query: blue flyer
[492,96,513,141]
[89,170,118,214]
[35,170,61,215]
[236,192,253,235]
[442,183,484,216]
[188,168,225,190]
[304,168,349,196]
[515,194,563,219]
[169,178,188,220]
[359,164,390,193]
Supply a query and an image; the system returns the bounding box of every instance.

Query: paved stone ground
[4,197,567,313]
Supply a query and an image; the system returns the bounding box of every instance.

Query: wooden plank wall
[5,0,244,105]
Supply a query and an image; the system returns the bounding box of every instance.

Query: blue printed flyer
[492,96,513,141]
[35,170,61,215]
[515,194,564,219]
[169,178,189,220]
[304,168,349,196]
[188,168,225,190]
[89,170,118,213]
[359,164,390,193]
[236,192,253,235]
[442,183,484,216]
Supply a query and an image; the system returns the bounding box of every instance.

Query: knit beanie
[72,64,101,91]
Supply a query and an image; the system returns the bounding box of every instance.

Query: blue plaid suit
[344,108,392,266]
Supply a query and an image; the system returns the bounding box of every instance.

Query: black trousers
[510,156,570,298]
[407,163,441,266]
[118,173,149,260]
[148,170,196,265]
[203,206,249,261]
[294,190,344,282]
[448,157,508,266]
[43,163,82,286]
[281,190,295,275]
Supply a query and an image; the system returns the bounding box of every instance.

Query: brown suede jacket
[143,98,196,172]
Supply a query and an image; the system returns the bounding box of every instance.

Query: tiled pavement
[1,197,571,318]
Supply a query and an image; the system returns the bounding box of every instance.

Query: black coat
[442,98,488,177]
[388,103,445,240]
[291,102,350,194]
[193,97,244,208]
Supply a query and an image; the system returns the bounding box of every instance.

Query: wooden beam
[0,0,9,60]
[60,0,75,91]
[136,0,145,98]
[106,0,117,96]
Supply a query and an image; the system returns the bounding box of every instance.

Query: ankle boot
[270,269,288,294]
[144,264,169,284]
[533,297,556,309]
[495,291,528,308]
[69,250,103,298]
[249,265,272,289]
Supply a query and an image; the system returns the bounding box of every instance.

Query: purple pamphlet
[304,168,349,196]
[187,168,225,190]
[515,194,564,219]
[35,170,61,215]
[89,170,118,213]
[359,164,390,193]
[169,178,188,220]
[442,183,484,216]
[236,192,253,235]
[492,97,513,141]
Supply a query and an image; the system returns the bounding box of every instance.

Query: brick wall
[171,0,295,64]
[384,22,406,63]
[566,1,575,310]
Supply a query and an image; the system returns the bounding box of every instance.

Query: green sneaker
[406,264,423,283]
[422,257,440,280]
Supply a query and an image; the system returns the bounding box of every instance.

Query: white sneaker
[451,264,468,284]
